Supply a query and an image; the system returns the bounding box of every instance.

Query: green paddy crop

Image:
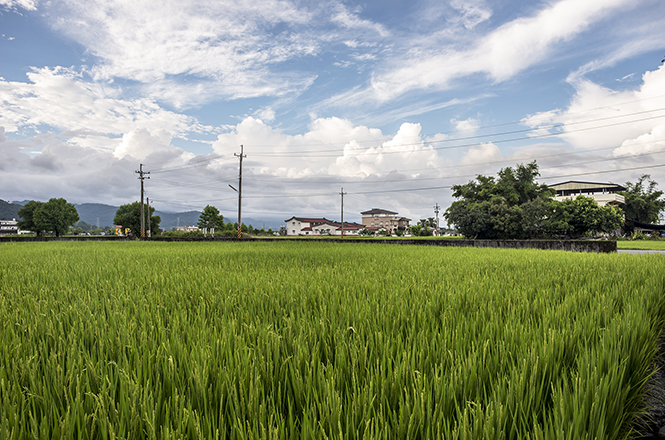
[1,241,664,439]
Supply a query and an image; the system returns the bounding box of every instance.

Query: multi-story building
[549,181,626,207]
[360,208,411,234]
[0,219,18,235]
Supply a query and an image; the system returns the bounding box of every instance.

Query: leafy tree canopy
[17,198,79,237]
[445,162,554,239]
[113,202,161,236]
[619,174,665,231]
[17,201,42,235]
[444,162,623,239]
[197,205,225,230]
[547,196,624,238]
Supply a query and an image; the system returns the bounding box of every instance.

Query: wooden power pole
[235,145,246,239]
[135,164,150,238]
[340,187,347,238]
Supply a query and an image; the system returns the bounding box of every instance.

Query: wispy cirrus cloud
[33,0,390,109]
[330,3,389,37]
[328,0,640,105]
[0,0,37,11]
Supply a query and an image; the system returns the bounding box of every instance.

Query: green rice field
[1,241,665,439]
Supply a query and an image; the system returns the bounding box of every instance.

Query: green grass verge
[1,241,663,439]
[616,240,665,250]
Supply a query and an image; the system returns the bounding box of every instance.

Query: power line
[244,94,665,149]
[137,98,665,211]
[145,144,665,207]
[241,138,664,186]
[145,102,665,171]
[250,113,665,158]
[540,163,665,182]
[150,154,235,174]
[226,161,665,201]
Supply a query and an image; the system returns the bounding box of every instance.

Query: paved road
[617,249,665,254]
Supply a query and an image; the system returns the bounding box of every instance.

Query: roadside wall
[0,236,133,243]
[146,236,617,253]
[0,235,617,252]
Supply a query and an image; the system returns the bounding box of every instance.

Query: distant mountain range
[1,200,283,231]
[0,200,21,220]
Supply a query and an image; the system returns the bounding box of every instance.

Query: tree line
[113,203,261,237]
[14,163,665,239]
[444,162,665,239]
[16,200,259,237]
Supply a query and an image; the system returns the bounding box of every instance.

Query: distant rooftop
[284,216,330,223]
[548,181,626,192]
[361,208,398,215]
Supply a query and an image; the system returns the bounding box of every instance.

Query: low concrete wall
[0,236,132,243]
[1,235,617,253]
[147,236,617,253]
[259,238,615,253]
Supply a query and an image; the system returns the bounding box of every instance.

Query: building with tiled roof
[284,216,366,236]
[360,208,410,234]
[284,216,330,235]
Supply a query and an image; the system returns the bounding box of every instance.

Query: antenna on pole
[234,145,246,239]
[340,187,347,238]
[135,164,150,238]
[434,203,440,236]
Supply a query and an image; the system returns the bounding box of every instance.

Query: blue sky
[1,0,665,224]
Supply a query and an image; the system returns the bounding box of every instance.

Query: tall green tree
[197,205,225,230]
[619,174,665,231]
[33,198,79,237]
[445,162,554,239]
[114,202,161,236]
[17,200,43,235]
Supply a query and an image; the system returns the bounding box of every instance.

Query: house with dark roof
[284,216,365,236]
[360,208,411,234]
[310,221,365,236]
[284,216,330,235]
[549,181,626,207]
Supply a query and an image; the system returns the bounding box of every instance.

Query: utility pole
[234,145,246,239]
[340,187,347,238]
[434,203,441,236]
[147,197,151,238]
[135,164,150,238]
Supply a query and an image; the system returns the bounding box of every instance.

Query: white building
[549,181,625,207]
[284,217,330,235]
[0,219,18,235]
[175,225,200,233]
[309,221,364,236]
[284,217,364,236]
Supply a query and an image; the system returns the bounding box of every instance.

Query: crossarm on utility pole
[135,164,150,238]
[340,187,347,238]
[234,145,246,239]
